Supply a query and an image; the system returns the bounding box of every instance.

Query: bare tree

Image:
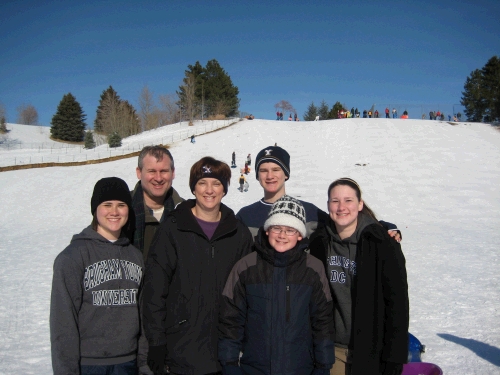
[213,101,229,119]
[158,94,180,125]
[139,85,160,130]
[17,103,39,125]
[181,73,197,125]
[0,102,6,123]
[274,100,296,116]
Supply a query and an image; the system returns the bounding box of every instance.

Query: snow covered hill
[0,118,499,374]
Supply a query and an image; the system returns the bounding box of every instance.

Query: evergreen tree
[84,130,96,149]
[50,93,86,142]
[461,69,485,122]
[318,100,330,120]
[303,102,318,121]
[178,59,240,118]
[480,56,500,122]
[461,56,500,122]
[328,101,344,119]
[94,86,121,133]
[0,116,7,133]
[95,86,140,136]
[108,131,122,148]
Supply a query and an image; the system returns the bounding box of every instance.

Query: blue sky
[1,0,499,126]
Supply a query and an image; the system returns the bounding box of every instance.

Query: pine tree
[0,116,7,133]
[328,101,344,119]
[461,69,485,122]
[480,56,500,122]
[303,102,318,121]
[461,56,500,122]
[318,100,330,120]
[95,86,140,137]
[84,130,96,149]
[108,131,122,148]
[178,59,239,119]
[50,93,86,141]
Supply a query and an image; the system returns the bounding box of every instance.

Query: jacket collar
[171,199,238,240]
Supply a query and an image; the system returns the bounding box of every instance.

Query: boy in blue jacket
[218,195,334,375]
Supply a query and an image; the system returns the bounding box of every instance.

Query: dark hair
[138,145,174,170]
[189,156,231,194]
[327,177,380,222]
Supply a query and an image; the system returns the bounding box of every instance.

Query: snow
[1,118,499,374]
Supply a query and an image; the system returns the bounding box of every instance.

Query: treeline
[303,100,351,121]
[45,59,239,147]
[461,55,500,122]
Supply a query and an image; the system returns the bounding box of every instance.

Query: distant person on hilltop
[392,108,397,118]
[288,113,293,121]
[276,111,280,120]
[50,177,146,375]
[363,110,368,118]
[231,151,236,167]
[385,107,390,118]
[294,113,298,121]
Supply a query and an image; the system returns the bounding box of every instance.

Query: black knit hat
[91,177,132,215]
[255,146,290,179]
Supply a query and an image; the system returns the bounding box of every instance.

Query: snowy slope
[0,118,499,374]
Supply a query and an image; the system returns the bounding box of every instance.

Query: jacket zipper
[211,245,215,259]
[165,319,188,330]
[286,285,290,322]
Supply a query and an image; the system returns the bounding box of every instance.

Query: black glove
[147,345,167,375]
[379,361,404,375]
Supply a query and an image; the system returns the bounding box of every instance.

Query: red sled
[402,362,443,375]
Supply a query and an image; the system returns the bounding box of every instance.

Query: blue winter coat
[218,229,335,375]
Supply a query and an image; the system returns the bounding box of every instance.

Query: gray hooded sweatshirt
[50,226,144,374]
[325,213,376,347]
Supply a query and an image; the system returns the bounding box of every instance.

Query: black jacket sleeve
[218,259,248,364]
[380,238,409,363]
[309,257,335,368]
[142,223,177,346]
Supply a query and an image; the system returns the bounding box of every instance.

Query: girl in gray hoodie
[50,177,145,375]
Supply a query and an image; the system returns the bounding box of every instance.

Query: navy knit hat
[91,177,132,215]
[255,146,290,180]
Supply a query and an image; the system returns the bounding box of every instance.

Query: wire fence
[0,118,238,168]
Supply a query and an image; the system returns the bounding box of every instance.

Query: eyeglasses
[269,226,299,236]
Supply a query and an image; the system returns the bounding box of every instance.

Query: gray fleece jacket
[50,226,145,374]
[325,213,376,347]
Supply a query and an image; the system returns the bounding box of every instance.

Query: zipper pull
[212,245,215,259]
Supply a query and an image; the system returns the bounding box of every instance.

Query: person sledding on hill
[239,173,246,192]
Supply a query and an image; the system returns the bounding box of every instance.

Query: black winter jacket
[218,229,335,375]
[142,200,253,375]
[309,220,409,375]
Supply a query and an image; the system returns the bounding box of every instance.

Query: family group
[50,144,409,375]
